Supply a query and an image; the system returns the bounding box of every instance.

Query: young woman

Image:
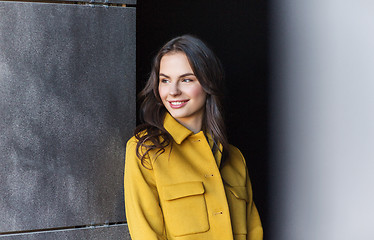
[124,35,263,240]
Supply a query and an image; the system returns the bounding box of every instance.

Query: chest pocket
[225,186,248,235]
[162,181,210,237]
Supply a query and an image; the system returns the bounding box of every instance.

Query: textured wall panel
[0,0,135,234]
[22,0,137,4]
[0,224,130,240]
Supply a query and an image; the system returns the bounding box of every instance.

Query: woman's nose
[169,82,181,96]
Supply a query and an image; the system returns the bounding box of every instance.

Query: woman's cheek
[158,85,167,100]
[189,84,207,102]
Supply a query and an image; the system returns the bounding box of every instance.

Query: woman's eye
[182,78,193,83]
[160,79,169,83]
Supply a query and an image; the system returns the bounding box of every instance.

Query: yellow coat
[124,113,263,240]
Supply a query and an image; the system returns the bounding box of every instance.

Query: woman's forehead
[159,52,194,77]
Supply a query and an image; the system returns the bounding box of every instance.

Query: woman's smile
[168,100,190,108]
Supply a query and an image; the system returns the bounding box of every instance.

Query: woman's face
[158,52,207,132]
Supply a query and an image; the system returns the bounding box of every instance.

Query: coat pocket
[225,186,248,235]
[162,181,210,237]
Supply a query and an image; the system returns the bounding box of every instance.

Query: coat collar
[163,113,194,144]
[163,112,223,167]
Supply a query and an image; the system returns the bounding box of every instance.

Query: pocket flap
[163,181,205,201]
[228,186,248,202]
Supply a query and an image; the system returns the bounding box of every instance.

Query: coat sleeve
[124,138,167,240]
[246,166,263,240]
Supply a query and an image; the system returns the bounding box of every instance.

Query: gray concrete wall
[0,224,129,240]
[0,1,135,239]
[23,0,136,4]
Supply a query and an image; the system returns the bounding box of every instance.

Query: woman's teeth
[169,100,188,107]
[171,101,184,105]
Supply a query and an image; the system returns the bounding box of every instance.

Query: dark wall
[137,0,269,232]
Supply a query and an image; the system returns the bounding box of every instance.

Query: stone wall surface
[9,0,137,4]
[0,1,135,239]
[0,225,130,240]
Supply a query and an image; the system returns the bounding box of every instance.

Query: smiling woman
[124,35,263,240]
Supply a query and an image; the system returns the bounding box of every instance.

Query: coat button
[213,211,223,215]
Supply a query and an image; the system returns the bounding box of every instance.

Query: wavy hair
[135,34,229,168]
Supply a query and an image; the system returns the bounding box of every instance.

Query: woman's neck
[175,116,203,134]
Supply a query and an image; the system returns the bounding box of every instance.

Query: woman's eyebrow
[159,73,169,78]
[179,73,195,78]
[159,73,195,78]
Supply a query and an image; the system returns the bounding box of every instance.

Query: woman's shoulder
[126,135,138,146]
[227,144,247,166]
[125,130,146,156]
[125,132,154,169]
[127,124,158,144]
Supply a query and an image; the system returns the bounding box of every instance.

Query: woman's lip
[168,100,189,109]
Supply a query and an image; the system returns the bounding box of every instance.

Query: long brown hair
[135,35,229,167]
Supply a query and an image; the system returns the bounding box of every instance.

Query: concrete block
[0,0,135,233]
[0,224,131,240]
[20,0,137,5]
